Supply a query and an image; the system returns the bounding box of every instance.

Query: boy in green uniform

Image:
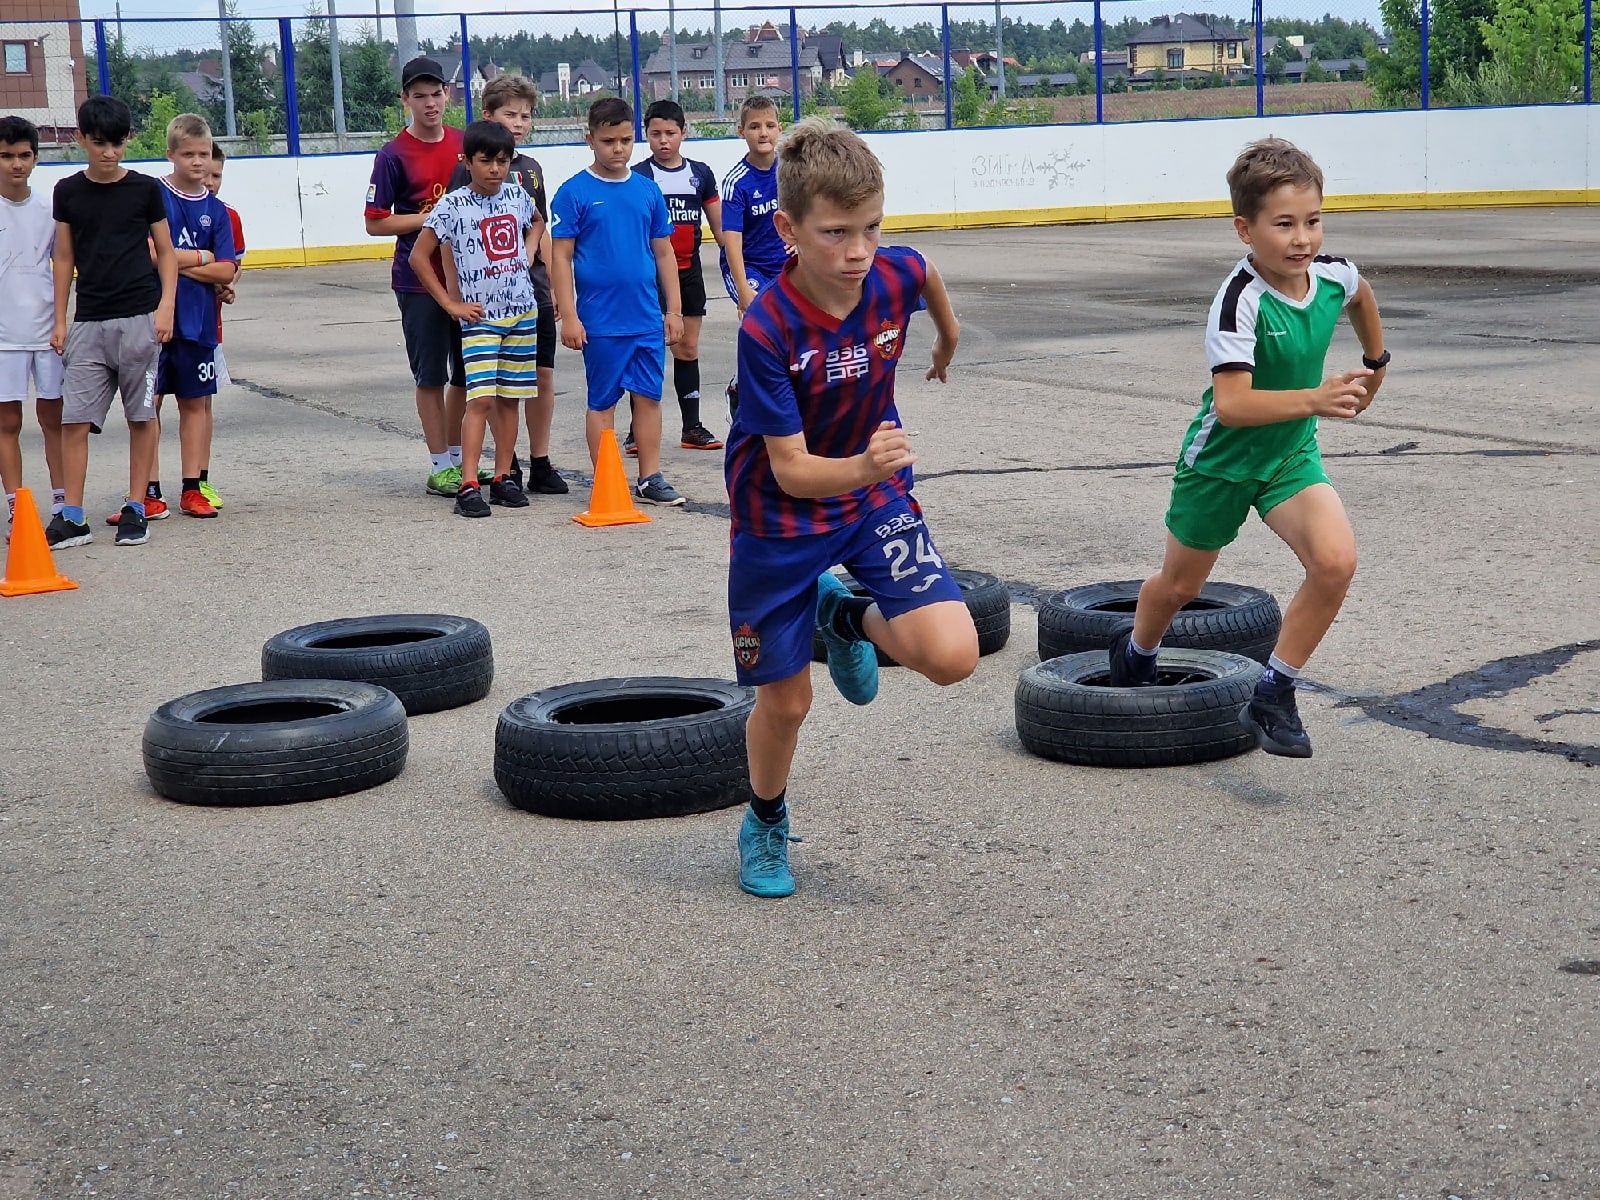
[1110,138,1390,758]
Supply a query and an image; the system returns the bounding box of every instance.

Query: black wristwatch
[1362,349,1391,370]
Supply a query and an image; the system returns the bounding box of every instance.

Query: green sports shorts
[1164,445,1331,552]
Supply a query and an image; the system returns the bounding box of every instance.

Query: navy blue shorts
[156,338,218,399]
[727,494,964,687]
[582,332,664,411]
[721,260,782,306]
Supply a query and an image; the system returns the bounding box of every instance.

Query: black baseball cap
[401,56,448,89]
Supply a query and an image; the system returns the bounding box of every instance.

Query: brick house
[1,0,90,142]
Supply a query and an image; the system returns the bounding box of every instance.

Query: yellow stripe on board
[246,190,1599,269]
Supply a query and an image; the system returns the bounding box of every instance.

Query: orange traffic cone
[574,428,651,528]
[1,487,78,597]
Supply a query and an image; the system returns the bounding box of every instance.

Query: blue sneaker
[738,807,796,898]
[815,572,878,706]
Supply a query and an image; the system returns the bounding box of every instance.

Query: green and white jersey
[1178,254,1361,481]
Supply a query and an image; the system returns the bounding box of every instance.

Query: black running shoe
[45,513,93,549]
[508,454,524,490]
[113,504,149,546]
[525,457,569,495]
[1107,630,1158,687]
[681,424,724,450]
[453,484,492,518]
[726,377,739,421]
[622,428,638,456]
[1240,687,1313,758]
[489,475,529,508]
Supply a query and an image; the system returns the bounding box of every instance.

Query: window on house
[3,43,28,74]
[1226,41,1239,57]
[913,76,923,89]
[1167,48,1184,70]
[731,73,747,87]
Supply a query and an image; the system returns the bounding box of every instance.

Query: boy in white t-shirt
[0,115,66,538]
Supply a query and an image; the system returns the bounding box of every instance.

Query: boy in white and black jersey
[1110,138,1390,759]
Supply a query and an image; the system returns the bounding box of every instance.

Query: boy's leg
[1259,482,1357,669]
[176,396,210,481]
[864,601,978,687]
[33,351,67,503]
[1129,535,1223,655]
[60,421,90,508]
[630,393,664,480]
[490,398,519,477]
[0,402,20,499]
[50,320,123,546]
[581,337,628,465]
[747,671,812,804]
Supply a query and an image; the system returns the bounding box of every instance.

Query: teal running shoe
[815,572,878,705]
[426,465,463,497]
[738,807,796,898]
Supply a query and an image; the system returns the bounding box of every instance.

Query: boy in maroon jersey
[724,118,975,899]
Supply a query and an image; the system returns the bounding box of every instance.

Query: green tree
[104,33,147,129]
[206,2,282,135]
[1302,58,1332,82]
[1438,0,1587,104]
[841,67,896,130]
[127,89,180,160]
[342,31,397,130]
[953,65,984,125]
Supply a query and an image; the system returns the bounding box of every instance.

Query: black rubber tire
[495,677,756,820]
[810,568,1012,666]
[1015,648,1262,768]
[1036,581,1281,664]
[143,680,409,806]
[261,614,493,715]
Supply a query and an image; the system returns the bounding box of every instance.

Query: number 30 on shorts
[196,359,216,383]
[883,529,945,583]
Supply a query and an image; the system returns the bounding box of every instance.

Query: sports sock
[430,451,452,473]
[144,481,161,501]
[530,455,551,470]
[1258,655,1300,695]
[675,359,701,427]
[182,477,200,494]
[198,469,208,483]
[5,492,14,520]
[128,500,145,518]
[1128,634,1159,658]
[448,445,463,467]
[51,487,65,515]
[63,505,84,525]
[832,596,874,642]
[751,789,786,823]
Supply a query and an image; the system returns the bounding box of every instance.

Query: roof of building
[1126,14,1246,45]
[642,41,820,75]
[536,59,614,94]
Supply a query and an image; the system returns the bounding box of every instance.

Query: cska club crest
[873,320,904,361]
[733,622,761,669]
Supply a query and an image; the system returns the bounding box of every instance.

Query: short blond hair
[776,116,883,223]
[738,94,779,127]
[166,112,211,153]
[482,74,538,115]
[1228,137,1323,220]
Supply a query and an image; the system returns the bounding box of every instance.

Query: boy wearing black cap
[364,56,470,497]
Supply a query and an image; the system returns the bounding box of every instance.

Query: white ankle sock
[430,452,452,472]
[1129,634,1159,657]
[448,445,463,467]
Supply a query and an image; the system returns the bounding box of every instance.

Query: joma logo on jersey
[873,322,903,360]
[733,622,761,668]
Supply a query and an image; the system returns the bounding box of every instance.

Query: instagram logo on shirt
[480,213,520,262]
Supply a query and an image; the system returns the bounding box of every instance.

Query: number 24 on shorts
[883,530,944,584]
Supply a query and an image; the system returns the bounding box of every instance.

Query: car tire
[495,677,756,820]
[262,614,493,715]
[1036,581,1280,665]
[143,680,409,805]
[810,568,1012,667]
[1015,648,1262,768]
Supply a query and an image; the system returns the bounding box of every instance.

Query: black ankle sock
[833,597,873,642]
[1257,668,1295,697]
[531,455,550,469]
[145,481,162,500]
[675,359,701,426]
[752,790,786,823]
[197,469,208,483]
[182,477,200,493]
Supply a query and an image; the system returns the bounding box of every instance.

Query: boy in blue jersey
[719,95,786,417]
[1110,139,1388,759]
[122,113,237,527]
[550,97,685,506]
[725,118,976,899]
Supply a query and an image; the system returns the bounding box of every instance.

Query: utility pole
[216,0,237,136]
[329,0,348,147]
[994,0,1005,102]
[713,0,724,118]
[393,0,418,68]
[668,0,678,99]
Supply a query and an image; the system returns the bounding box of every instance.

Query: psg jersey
[726,246,928,537]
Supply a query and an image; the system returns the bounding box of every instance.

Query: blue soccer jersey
[160,177,236,347]
[726,246,929,538]
[719,157,785,278]
[549,168,671,338]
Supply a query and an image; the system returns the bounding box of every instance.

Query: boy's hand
[1355,364,1386,413]
[1310,369,1371,419]
[736,284,756,316]
[154,304,174,344]
[562,315,586,351]
[859,420,915,483]
[447,300,484,322]
[926,336,955,383]
[216,282,236,304]
[50,319,67,355]
[664,313,683,346]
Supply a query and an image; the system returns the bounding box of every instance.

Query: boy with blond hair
[447,73,565,495]
[1110,137,1389,759]
[0,115,66,540]
[725,118,974,898]
[719,95,786,415]
[48,95,177,549]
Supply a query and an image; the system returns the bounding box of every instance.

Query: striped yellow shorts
[461,310,539,404]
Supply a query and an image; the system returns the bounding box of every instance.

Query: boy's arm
[705,197,726,249]
[921,261,959,382]
[551,238,584,348]
[723,230,754,313]
[1211,368,1371,427]
[653,235,683,346]
[1345,278,1387,411]
[765,422,914,499]
[408,227,481,321]
[150,219,178,343]
[367,211,428,237]
[50,221,74,354]
[177,248,238,285]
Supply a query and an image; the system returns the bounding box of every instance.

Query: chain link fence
[3,0,1593,159]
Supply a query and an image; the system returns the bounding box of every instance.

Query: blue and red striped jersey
[726,245,929,537]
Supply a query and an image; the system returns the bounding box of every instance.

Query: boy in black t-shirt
[47,96,178,548]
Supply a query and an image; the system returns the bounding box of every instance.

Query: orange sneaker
[106,497,169,525]
[180,488,218,518]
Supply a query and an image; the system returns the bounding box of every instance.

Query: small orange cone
[573,428,651,527]
[1,487,78,597]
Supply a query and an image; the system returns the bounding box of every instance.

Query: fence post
[1093,0,1104,124]
[789,7,802,123]
[630,12,643,138]
[942,4,954,129]
[1419,0,1430,109]
[1254,0,1264,118]
[94,19,110,96]
[1584,0,1592,104]
[280,18,300,156]
[460,14,473,123]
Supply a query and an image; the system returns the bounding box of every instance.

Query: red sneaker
[106,497,169,525]
[180,488,217,518]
